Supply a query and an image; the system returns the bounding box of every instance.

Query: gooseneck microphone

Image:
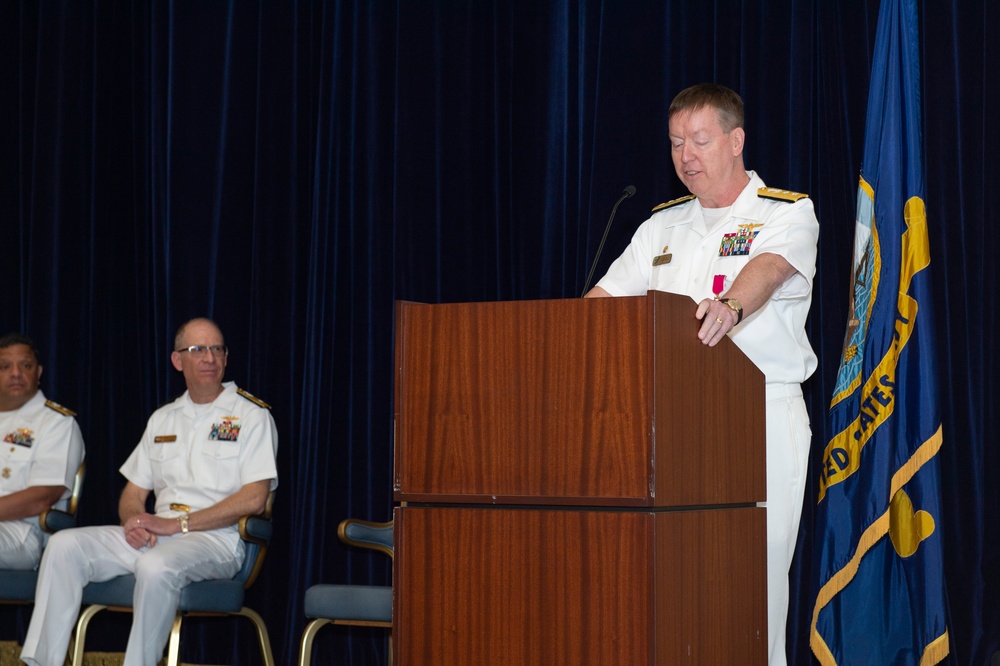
[580,185,636,297]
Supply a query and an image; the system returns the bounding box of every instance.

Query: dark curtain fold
[920,1,1000,660]
[1,1,996,664]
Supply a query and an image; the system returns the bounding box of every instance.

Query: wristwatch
[720,298,743,325]
[177,513,190,534]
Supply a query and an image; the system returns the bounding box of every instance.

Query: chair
[298,518,393,666]
[69,492,276,666]
[0,460,86,603]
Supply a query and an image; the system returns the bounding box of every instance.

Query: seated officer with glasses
[21,317,278,666]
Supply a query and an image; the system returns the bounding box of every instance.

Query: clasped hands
[123,512,178,550]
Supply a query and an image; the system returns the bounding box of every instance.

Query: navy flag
[810,0,949,663]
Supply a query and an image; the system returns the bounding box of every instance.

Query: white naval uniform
[597,170,819,666]
[21,382,278,666]
[0,390,85,569]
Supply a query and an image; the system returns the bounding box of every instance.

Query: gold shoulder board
[237,388,271,409]
[44,400,77,417]
[757,187,809,203]
[651,194,696,212]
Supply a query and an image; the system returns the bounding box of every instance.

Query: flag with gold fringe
[810,0,949,662]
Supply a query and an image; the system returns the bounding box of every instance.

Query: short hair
[173,318,224,350]
[668,84,744,133]
[0,333,40,362]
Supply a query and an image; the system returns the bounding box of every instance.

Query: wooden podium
[393,291,767,664]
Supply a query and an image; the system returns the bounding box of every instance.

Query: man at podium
[585,83,818,666]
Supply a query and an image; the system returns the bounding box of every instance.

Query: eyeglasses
[175,345,228,358]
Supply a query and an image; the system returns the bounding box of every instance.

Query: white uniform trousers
[764,383,812,666]
[20,525,243,666]
[0,520,43,569]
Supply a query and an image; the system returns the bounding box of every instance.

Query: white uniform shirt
[597,171,819,385]
[119,382,278,527]
[0,390,85,525]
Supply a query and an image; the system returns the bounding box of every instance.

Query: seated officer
[0,333,85,570]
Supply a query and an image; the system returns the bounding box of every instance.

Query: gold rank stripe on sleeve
[651,194,696,212]
[44,400,77,417]
[237,388,271,409]
[757,186,809,203]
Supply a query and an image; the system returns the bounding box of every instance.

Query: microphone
[580,185,636,297]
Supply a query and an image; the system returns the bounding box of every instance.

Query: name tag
[652,253,672,266]
[154,435,177,443]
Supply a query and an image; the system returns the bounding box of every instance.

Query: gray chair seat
[304,583,392,623]
[80,574,247,614]
[3,570,41,602]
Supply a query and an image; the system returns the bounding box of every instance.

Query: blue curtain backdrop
[1,1,996,664]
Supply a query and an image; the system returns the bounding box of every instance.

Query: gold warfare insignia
[651,194,696,213]
[652,246,672,266]
[757,187,809,203]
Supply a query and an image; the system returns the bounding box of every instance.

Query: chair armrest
[235,490,275,589]
[237,514,273,589]
[239,515,273,547]
[39,508,76,534]
[338,518,393,558]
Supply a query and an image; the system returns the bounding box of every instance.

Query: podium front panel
[393,504,767,665]
[394,292,765,507]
